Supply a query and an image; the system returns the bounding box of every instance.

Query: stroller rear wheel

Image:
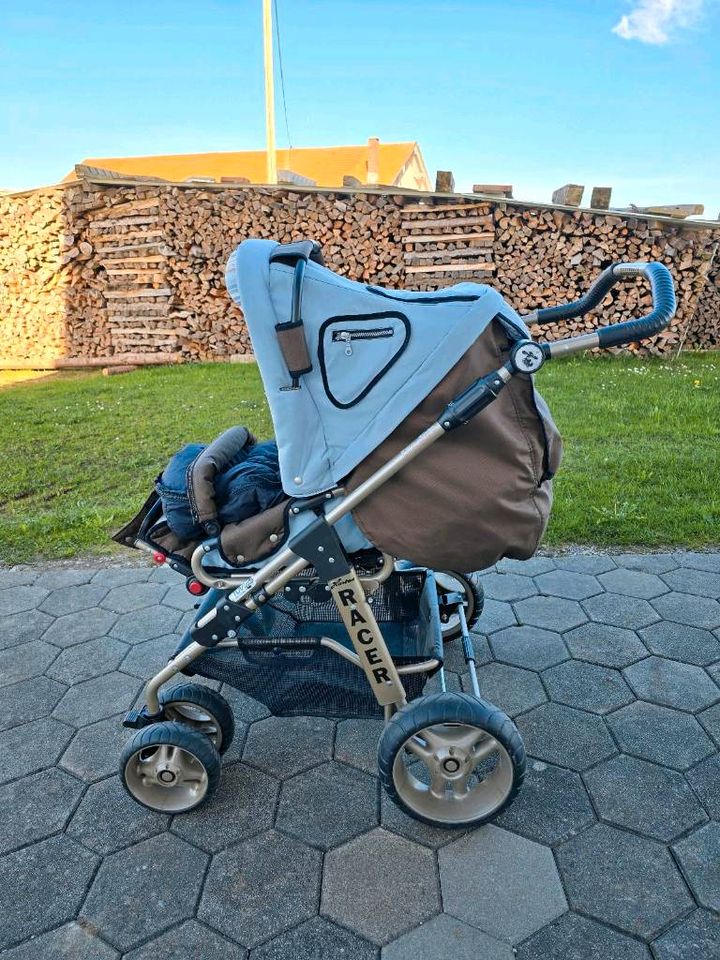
[378,692,525,828]
[435,571,484,642]
[120,721,221,813]
[159,683,234,754]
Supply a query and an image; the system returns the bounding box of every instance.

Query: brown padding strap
[187,426,256,534]
[270,240,324,383]
[276,324,313,378]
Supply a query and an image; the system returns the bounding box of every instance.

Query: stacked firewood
[0,177,718,366]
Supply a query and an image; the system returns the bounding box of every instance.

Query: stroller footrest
[123,706,164,729]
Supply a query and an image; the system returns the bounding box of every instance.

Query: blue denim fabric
[156,440,284,540]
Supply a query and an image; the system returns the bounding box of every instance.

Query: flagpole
[263,0,277,184]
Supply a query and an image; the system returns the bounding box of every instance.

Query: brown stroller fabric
[347,317,562,572]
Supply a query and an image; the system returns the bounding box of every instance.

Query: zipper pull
[338,331,353,356]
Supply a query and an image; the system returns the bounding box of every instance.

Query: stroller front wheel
[378,692,525,828]
[120,721,221,813]
[435,571,484,642]
[159,682,235,754]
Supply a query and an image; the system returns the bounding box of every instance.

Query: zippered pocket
[319,312,410,408]
[331,327,395,355]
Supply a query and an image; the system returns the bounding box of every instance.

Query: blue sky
[1,1,718,215]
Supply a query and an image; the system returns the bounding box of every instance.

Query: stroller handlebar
[524,261,676,356]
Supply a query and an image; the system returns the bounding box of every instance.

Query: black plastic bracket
[438,365,511,431]
[123,706,164,729]
[288,515,352,580]
[190,597,257,647]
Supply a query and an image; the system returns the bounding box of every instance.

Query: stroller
[116,239,675,828]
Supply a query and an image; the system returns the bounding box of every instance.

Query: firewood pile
[0,176,718,367]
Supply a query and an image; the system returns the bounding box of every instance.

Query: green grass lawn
[0,355,718,564]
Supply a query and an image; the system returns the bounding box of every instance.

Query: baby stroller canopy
[227,239,509,497]
[227,239,562,571]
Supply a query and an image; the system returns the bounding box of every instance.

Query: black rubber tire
[436,571,484,642]
[159,683,235,754]
[378,692,525,828]
[120,720,221,813]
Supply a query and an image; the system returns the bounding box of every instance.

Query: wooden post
[552,184,584,206]
[591,186,612,210]
[472,184,513,198]
[435,171,455,193]
[262,0,277,184]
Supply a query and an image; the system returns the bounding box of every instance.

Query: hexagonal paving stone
[0,921,118,960]
[383,913,513,960]
[199,830,321,948]
[120,634,177,678]
[481,572,538,602]
[516,912,651,960]
[122,920,245,960]
[515,595,587,633]
[42,607,118,649]
[673,822,720,912]
[474,598,518,634]
[0,609,54,650]
[598,568,668,600]
[674,551,720,572]
[439,825,566,943]
[109,605,181,643]
[276,761,377,850]
[652,909,720,960]
[243,715,335,778]
[584,754,706,842]
[516,702,616,771]
[334,717,384,774]
[0,567,37,588]
[686,753,720,819]
[52,671,141,727]
[607,702,714,771]
[639,620,720,666]
[662,567,720,599]
[0,676,67,730]
[582,593,659,630]
[0,767,84,854]
[172,762,278,852]
[464,662,546,716]
[623,657,720,713]
[535,569,602,600]
[81,833,208,952]
[497,556,556,576]
[380,792,465,849]
[0,716,74,784]
[0,585,49,617]
[35,569,94,589]
[60,713,132,782]
[46,636,128,685]
[0,639,58,687]
[68,775,169,855]
[554,553,616,575]
[542,659,633,714]
[494,759,595,846]
[490,626,568,671]
[38,584,109,618]
[252,916,376,960]
[322,828,440,945]
[101,581,169,614]
[564,621,648,668]
[556,823,692,939]
[614,553,678,574]
[0,835,98,951]
[698,701,720,746]
[91,567,152,588]
[651,593,720,630]
[160,583,197,611]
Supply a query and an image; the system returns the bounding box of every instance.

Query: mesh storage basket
[178,569,443,718]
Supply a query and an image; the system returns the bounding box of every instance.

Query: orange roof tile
[65,142,420,188]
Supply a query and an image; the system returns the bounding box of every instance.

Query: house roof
[64,142,422,188]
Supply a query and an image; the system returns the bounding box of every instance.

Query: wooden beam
[435,171,455,193]
[552,184,584,207]
[405,262,496,274]
[401,214,494,230]
[590,186,612,210]
[406,231,494,244]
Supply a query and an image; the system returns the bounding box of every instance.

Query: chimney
[366,137,380,185]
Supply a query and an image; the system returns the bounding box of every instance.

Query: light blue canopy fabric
[225,238,520,500]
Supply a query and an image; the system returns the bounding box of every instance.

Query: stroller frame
[122,258,676,826]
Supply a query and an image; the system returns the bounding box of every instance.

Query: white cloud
[612,0,704,44]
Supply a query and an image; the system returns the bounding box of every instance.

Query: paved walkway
[0,552,719,959]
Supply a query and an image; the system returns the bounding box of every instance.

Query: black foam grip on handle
[596,262,676,348]
[534,266,618,324]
